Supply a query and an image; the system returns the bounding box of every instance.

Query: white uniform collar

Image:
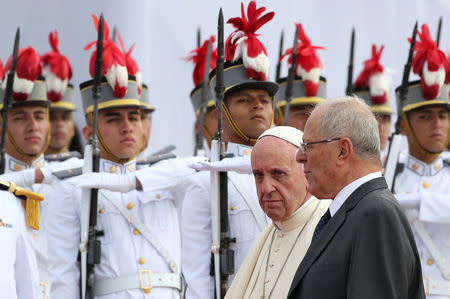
[406,155,444,176]
[100,158,136,174]
[5,153,45,173]
[226,142,253,157]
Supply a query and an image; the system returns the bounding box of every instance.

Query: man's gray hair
[315,96,381,162]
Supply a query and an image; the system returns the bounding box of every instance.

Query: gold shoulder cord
[1,180,44,230]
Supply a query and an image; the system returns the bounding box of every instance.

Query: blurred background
[1,0,449,156]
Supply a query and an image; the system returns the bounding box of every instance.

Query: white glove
[0,169,36,187]
[67,172,136,193]
[188,156,252,174]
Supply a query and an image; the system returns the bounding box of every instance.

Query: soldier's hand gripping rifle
[194,38,213,157]
[0,28,20,174]
[210,8,235,299]
[275,30,284,82]
[283,24,299,125]
[80,13,104,299]
[345,28,355,96]
[384,21,418,190]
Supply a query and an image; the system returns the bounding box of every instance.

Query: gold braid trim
[6,181,44,230]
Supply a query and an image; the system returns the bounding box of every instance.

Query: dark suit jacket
[288,177,425,299]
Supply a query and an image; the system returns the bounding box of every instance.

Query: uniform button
[273,248,280,253]
[138,257,146,264]
[14,164,23,171]
[269,263,274,268]
[423,181,430,189]
[36,161,42,168]
[127,164,135,172]
[412,163,419,171]
[265,278,270,283]
[156,194,161,199]
[127,203,134,210]
[109,165,118,173]
[231,206,237,211]
[133,229,140,235]
[427,259,434,265]
[143,288,150,294]
[98,208,104,214]
[434,163,440,171]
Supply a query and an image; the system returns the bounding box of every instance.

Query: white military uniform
[181,142,270,299]
[394,153,450,298]
[46,158,182,299]
[0,190,41,299]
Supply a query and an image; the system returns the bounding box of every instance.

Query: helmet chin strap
[5,107,50,161]
[403,111,449,159]
[222,96,275,145]
[89,112,143,165]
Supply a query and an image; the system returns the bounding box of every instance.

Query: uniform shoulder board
[0,180,44,230]
[52,167,83,179]
[137,153,177,165]
[443,159,450,167]
[45,151,82,162]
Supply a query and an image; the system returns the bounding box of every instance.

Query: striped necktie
[312,209,331,242]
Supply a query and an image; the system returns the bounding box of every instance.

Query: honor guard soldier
[46,15,184,298]
[275,23,326,131]
[393,24,450,298]
[0,45,56,298]
[181,2,277,298]
[185,36,218,154]
[0,181,44,299]
[42,30,83,160]
[353,44,393,162]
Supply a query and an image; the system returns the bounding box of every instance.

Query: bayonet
[0,28,20,174]
[283,24,299,125]
[384,21,418,190]
[197,27,201,48]
[112,26,117,43]
[194,37,213,156]
[436,17,442,47]
[346,28,355,96]
[275,30,284,82]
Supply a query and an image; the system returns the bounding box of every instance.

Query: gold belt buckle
[139,269,152,294]
[40,281,48,299]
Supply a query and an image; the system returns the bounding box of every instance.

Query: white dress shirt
[181,142,270,299]
[46,158,182,299]
[329,172,382,217]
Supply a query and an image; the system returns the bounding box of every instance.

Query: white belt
[93,269,181,296]
[424,277,450,296]
[405,209,450,280]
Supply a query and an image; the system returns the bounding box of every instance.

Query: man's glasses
[299,137,341,153]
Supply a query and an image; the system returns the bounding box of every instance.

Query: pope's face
[252,137,308,222]
[5,105,49,157]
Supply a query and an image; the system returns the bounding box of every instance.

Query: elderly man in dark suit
[288,96,425,299]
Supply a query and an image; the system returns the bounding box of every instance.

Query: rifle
[194,37,213,157]
[150,144,176,156]
[283,24,299,125]
[210,8,235,298]
[197,27,201,48]
[436,16,442,47]
[275,30,284,82]
[346,28,355,96]
[80,13,104,299]
[112,26,117,43]
[384,21,418,190]
[0,28,20,174]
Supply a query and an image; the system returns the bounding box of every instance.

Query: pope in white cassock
[225,126,330,299]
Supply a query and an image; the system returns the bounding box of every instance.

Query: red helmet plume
[41,30,73,102]
[184,36,218,87]
[410,24,448,99]
[117,30,142,95]
[280,23,325,96]
[84,15,128,98]
[2,46,41,101]
[225,1,274,81]
[0,59,4,82]
[354,44,390,104]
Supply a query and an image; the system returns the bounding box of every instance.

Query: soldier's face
[375,114,391,151]
[224,89,273,140]
[49,110,75,152]
[84,108,143,160]
[140,110,152,150]
[403,105,449,153]
[252,136,308,222]
[275,105,314,131]
[4,105,49,156]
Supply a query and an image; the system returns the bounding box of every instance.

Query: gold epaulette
[0,180,44,230]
